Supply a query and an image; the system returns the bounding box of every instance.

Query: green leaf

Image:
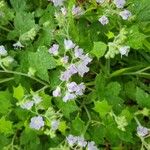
[28,46,56,82]
[0,117,13,135]
[136,87,150,108]
[91,41,107,58]
[71,116,85,135]
[93,100,112,118]
[58,121,68,135]
[0,91,12,114]
[13,84,24,101]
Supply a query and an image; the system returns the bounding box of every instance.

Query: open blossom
[66,135,78,146]
[87,141,98,150]
[53,86,61,97]
[119,46,130,56]
[75,83,86,96]
[13,41,24,49]
[0,45,7,56]
[21,101,34,110]
[61,7,67,15]
[61,55,69,64]
[49,44,59,56]
[74,46,84,58]
[30,116,44,130]
[119,10,132,20]
[114,0,126,8]
[49,0,65,7]
[99,16,109,25]
[63,92,76,102]
[64,39,75,50]
[32,95,42,104]
[72,5,84,16]
[80,54,92,65]
[51,120,60,131]
[137,126,149,137]
[76,62,90,77]
[67,82,78,92]
[77,137,87,147]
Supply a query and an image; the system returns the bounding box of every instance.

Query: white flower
[76,62,90,77]
[96,0,105,4]
[51,120,60,131]
[30,116,44,130]
[119,46,130,56]
[32,95,42,104]
[87,141,98,150]
[64,39,75,50]
[21,101,34,110]
[77,136,87,147]
[49,0,65,7]
[114,0,126,8]
[53,86,61,97]
[0,45,7,56]
[98,16,109,25]
[137,126,149,137]
[49,44,59,56]
[63,92,76,102]
[60,70,71,81]
[119,10,132,20]
[13,41,24,49]
[66,135,78,146]
[67,82,78,92]
[80,54,92,65]
[74,46,84,58]
[61,7,67,15]
[72,5,84,16]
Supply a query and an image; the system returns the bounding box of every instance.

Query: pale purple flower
[67,82,78,92]
[60,70,71,81]
[99,16,109,25]
[80,54,92,65]
[64,39,75,50]
[96,0,105,4]
[61,7,67,16]
[77,137,87,147]
[21,101,34,110]
[87,141,98,150]
[72,5,84,16]
[0,45,7,56]
[13,41,24,49]
[119,10,132,20]
[61,55,69,64]
[114,0,126,8]
[51,120,60,131]
[137,126,149,137]
[49,0,65,7]
[49,44,59,56]
[53,86,61,97]
[63,92,76,102]
[119,46,130,56]
[32,95,42,104]
[30,116,44,130]
[76,62,90,77]
[75,83,86,96]
[66,135,78,146]
[74,46,84,58]
[68,64,78,75]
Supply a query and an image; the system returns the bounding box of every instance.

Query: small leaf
[58,121,68,135]
[13,84,24,101]
[93,100,112,118]
[91,41,107,58]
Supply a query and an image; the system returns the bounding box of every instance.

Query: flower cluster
[50,39,92,102]
[98,0,132,26]
[21,94,42,110]
[137,126,149,137]
[66,134,98,150]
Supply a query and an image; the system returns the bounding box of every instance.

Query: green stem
[0,70,49,86]
[0,25,11,32]
[0,77,14,84]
